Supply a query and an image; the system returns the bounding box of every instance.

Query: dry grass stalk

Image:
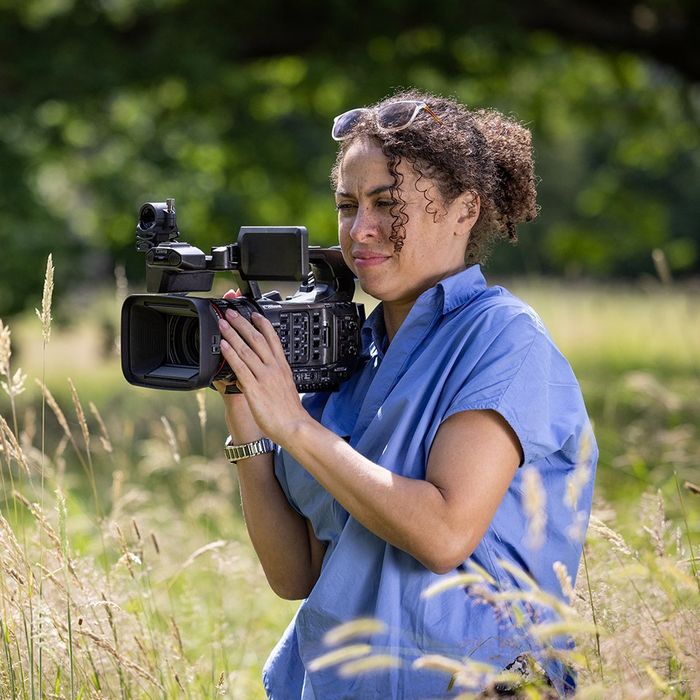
[0,414,31,475]
[529,620,598,642]
[34,379,73,441]
[0,511,32,582]
[89,401,113,453]
[12,491,62,552]
[421,572,489,599]
[522,467,546,549]
[1,368,27,399]
[0,318,10,376]
[565,426,594,511]
[35,253,54,343]
[68,378,90,454]
[196,390,207,436]
[0,320,26,401]
[111,468,124,506]
[170,616,186,659]
[178,539,227,572]
[641,490,667,558]
[161,416,180,464]
[114,524,139,579]
[308,644,373,671]
[215,671,227,695]
[338,654,402,678]
[323,618,388,646]
[587,516,634,558]
[21,406,37,448]
[114,262,129,304]
[411,654,466,676]
[74,627,164,691]
[553,561,576,605]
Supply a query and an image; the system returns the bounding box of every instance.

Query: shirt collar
[437,264,488,314]
[359,265,487,357]
[360,307,387,358]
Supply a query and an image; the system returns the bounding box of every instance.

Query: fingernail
[220,338,229,349]
[226,309,238,320]
[218,319,227,330]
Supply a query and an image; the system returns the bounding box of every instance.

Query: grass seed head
[35,253,54,344]
[522,467,547,549]
[0,319,11,376]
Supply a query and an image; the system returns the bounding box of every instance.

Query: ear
[454,191,480,236]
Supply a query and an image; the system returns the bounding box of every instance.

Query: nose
[348,206,382,243]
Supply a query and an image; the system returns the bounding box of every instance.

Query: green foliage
[0,2,699,316]
[1,281,699,697]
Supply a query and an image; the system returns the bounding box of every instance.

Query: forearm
[224,401,324,599]
[281,418,469,574]
[235,454,323,599]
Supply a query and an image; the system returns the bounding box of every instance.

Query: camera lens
[139,204,156,229]
[167,316,200,366]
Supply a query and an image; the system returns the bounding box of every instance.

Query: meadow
[0,266,698,699]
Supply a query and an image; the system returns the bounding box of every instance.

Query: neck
[381,264,467,343]
[382,300,414,343]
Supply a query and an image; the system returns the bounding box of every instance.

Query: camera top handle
[136,199,356,303]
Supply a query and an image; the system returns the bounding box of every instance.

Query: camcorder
[121,199,365,394]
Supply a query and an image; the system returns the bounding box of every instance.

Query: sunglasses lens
[332,109,367,140]
[376,101,422,130]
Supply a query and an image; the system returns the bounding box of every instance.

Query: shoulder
[445,283,550,351]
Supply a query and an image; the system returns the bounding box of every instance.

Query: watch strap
[224,436,276,463]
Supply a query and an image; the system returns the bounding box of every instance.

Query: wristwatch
[224,435,276,463]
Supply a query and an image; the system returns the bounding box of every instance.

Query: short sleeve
[444,312,587,466]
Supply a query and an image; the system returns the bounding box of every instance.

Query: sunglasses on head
[331,100,442,141]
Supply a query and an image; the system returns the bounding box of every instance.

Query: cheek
[337,224,354,267]
[338,219,350,247]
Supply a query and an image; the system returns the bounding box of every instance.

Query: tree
[0,0,698,316]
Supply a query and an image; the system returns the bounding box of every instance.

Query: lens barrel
[121,293,363,393]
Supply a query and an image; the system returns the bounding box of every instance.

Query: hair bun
[472,109,539,240]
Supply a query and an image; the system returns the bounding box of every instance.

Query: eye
[377,199,398,208]
[335,201,357,211]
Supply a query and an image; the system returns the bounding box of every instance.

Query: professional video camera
[121,199,365,394]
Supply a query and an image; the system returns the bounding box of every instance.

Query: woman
[216,90,597,698]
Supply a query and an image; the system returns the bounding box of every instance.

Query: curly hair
[330,89,539,264]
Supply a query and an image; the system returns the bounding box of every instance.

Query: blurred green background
[1,0,699,317]
[1,4,699,696]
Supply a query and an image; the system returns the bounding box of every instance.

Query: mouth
[352,251,392,268]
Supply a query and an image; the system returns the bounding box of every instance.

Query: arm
[219,309,521,574]
[219,394,327,599]
[216,292,326,600]
[286,409,520,573]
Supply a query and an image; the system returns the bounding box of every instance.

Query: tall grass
[0,268,297,698]
[0,272,698,698]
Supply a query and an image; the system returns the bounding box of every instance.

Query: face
[335,139,474,310]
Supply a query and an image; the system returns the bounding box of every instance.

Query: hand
[213,289,263,441]
[217,302,309,446]
[213,289,246,399]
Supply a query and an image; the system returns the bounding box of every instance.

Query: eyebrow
[335,183,395,199]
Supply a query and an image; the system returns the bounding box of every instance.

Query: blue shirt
[263,266,597,699]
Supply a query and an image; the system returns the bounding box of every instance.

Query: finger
[219,338,257,391]
[251,312,289,366]
[218,318,267,375]
[224,309,276,364]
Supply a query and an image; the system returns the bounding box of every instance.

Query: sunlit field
[1,272,698,698]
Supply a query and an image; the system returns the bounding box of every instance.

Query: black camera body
[121,199,365,393]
